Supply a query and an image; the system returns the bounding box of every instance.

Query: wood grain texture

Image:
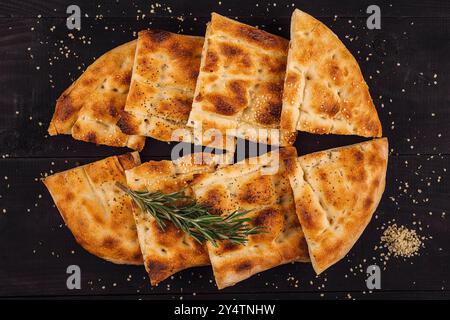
[0,0,449,299]
[1,16,449,157]
[0,155,448,297]
[1,0,450,18]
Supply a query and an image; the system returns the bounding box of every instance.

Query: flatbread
[43,153,143,265]
[280,9,382,145]
[190,148,309,289]
[285,138,388,274]
[188,13,291,146]
[125,153,226,285]
[118,30,235,152]
[48,40,145,151]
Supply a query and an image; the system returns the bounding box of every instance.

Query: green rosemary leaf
[116,182,264,246]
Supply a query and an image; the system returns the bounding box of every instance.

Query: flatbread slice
[118,30,235,152]
[125,153,226,285]
[43,153,143,265]
[280,9,382,145]
[48,40,145,151]
[285,138,388,274]
[191,148,309,289]
[188,13,291,146]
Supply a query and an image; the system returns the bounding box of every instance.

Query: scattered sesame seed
[380,224,424,259]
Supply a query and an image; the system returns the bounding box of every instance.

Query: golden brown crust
[188,13,291,146]
[280,9,382,145]
[125,153,225,285]
[42,153,143,265]
[118,30,234,151]
[286,138,388,274]
[48,41,145,151]
[191,148,309,289]
[120,31,200,138]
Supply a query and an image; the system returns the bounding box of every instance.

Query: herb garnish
[117,183,263,246]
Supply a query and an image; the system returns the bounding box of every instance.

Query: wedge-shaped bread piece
[118,31,202,143]
[125,153,227,285]
[118,30,235,152]
[286,138,388,274]
[43,153,143,264]
[191,148,309,289]
[188,13,291,146]
[48,41,145,151]
[280,9,382,145]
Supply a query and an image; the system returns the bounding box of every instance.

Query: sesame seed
[380,224,424,258]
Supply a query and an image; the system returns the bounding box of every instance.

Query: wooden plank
[2,290,449,300]
[1,0,450,18]
[0,16,448,157]
[0,155,448,297]
[0,0,449,300]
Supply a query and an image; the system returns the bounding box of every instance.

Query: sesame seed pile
[380,224,424,259]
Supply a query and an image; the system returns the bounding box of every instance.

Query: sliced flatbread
[48,40,145,151]
[188,13,291,146]
[118,30,235,152]
[43,153,143,265]
[280,9,382,145]
[285,138,388,274]
[190,148,309,289]
[125,153,226,285]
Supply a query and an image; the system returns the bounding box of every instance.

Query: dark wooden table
[0,0,449,300]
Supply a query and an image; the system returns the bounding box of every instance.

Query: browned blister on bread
[191,148,309,289]
[285,138,388,274]
[188,13,292,146]
[43,153,143,265]
[280,9,382,145]
[48,41,145,150]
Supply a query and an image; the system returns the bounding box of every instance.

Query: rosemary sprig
[117,183,264,247]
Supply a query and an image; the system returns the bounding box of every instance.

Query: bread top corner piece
[48,40,145,151]
[280,9,382,145]
[188,13,292,147]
